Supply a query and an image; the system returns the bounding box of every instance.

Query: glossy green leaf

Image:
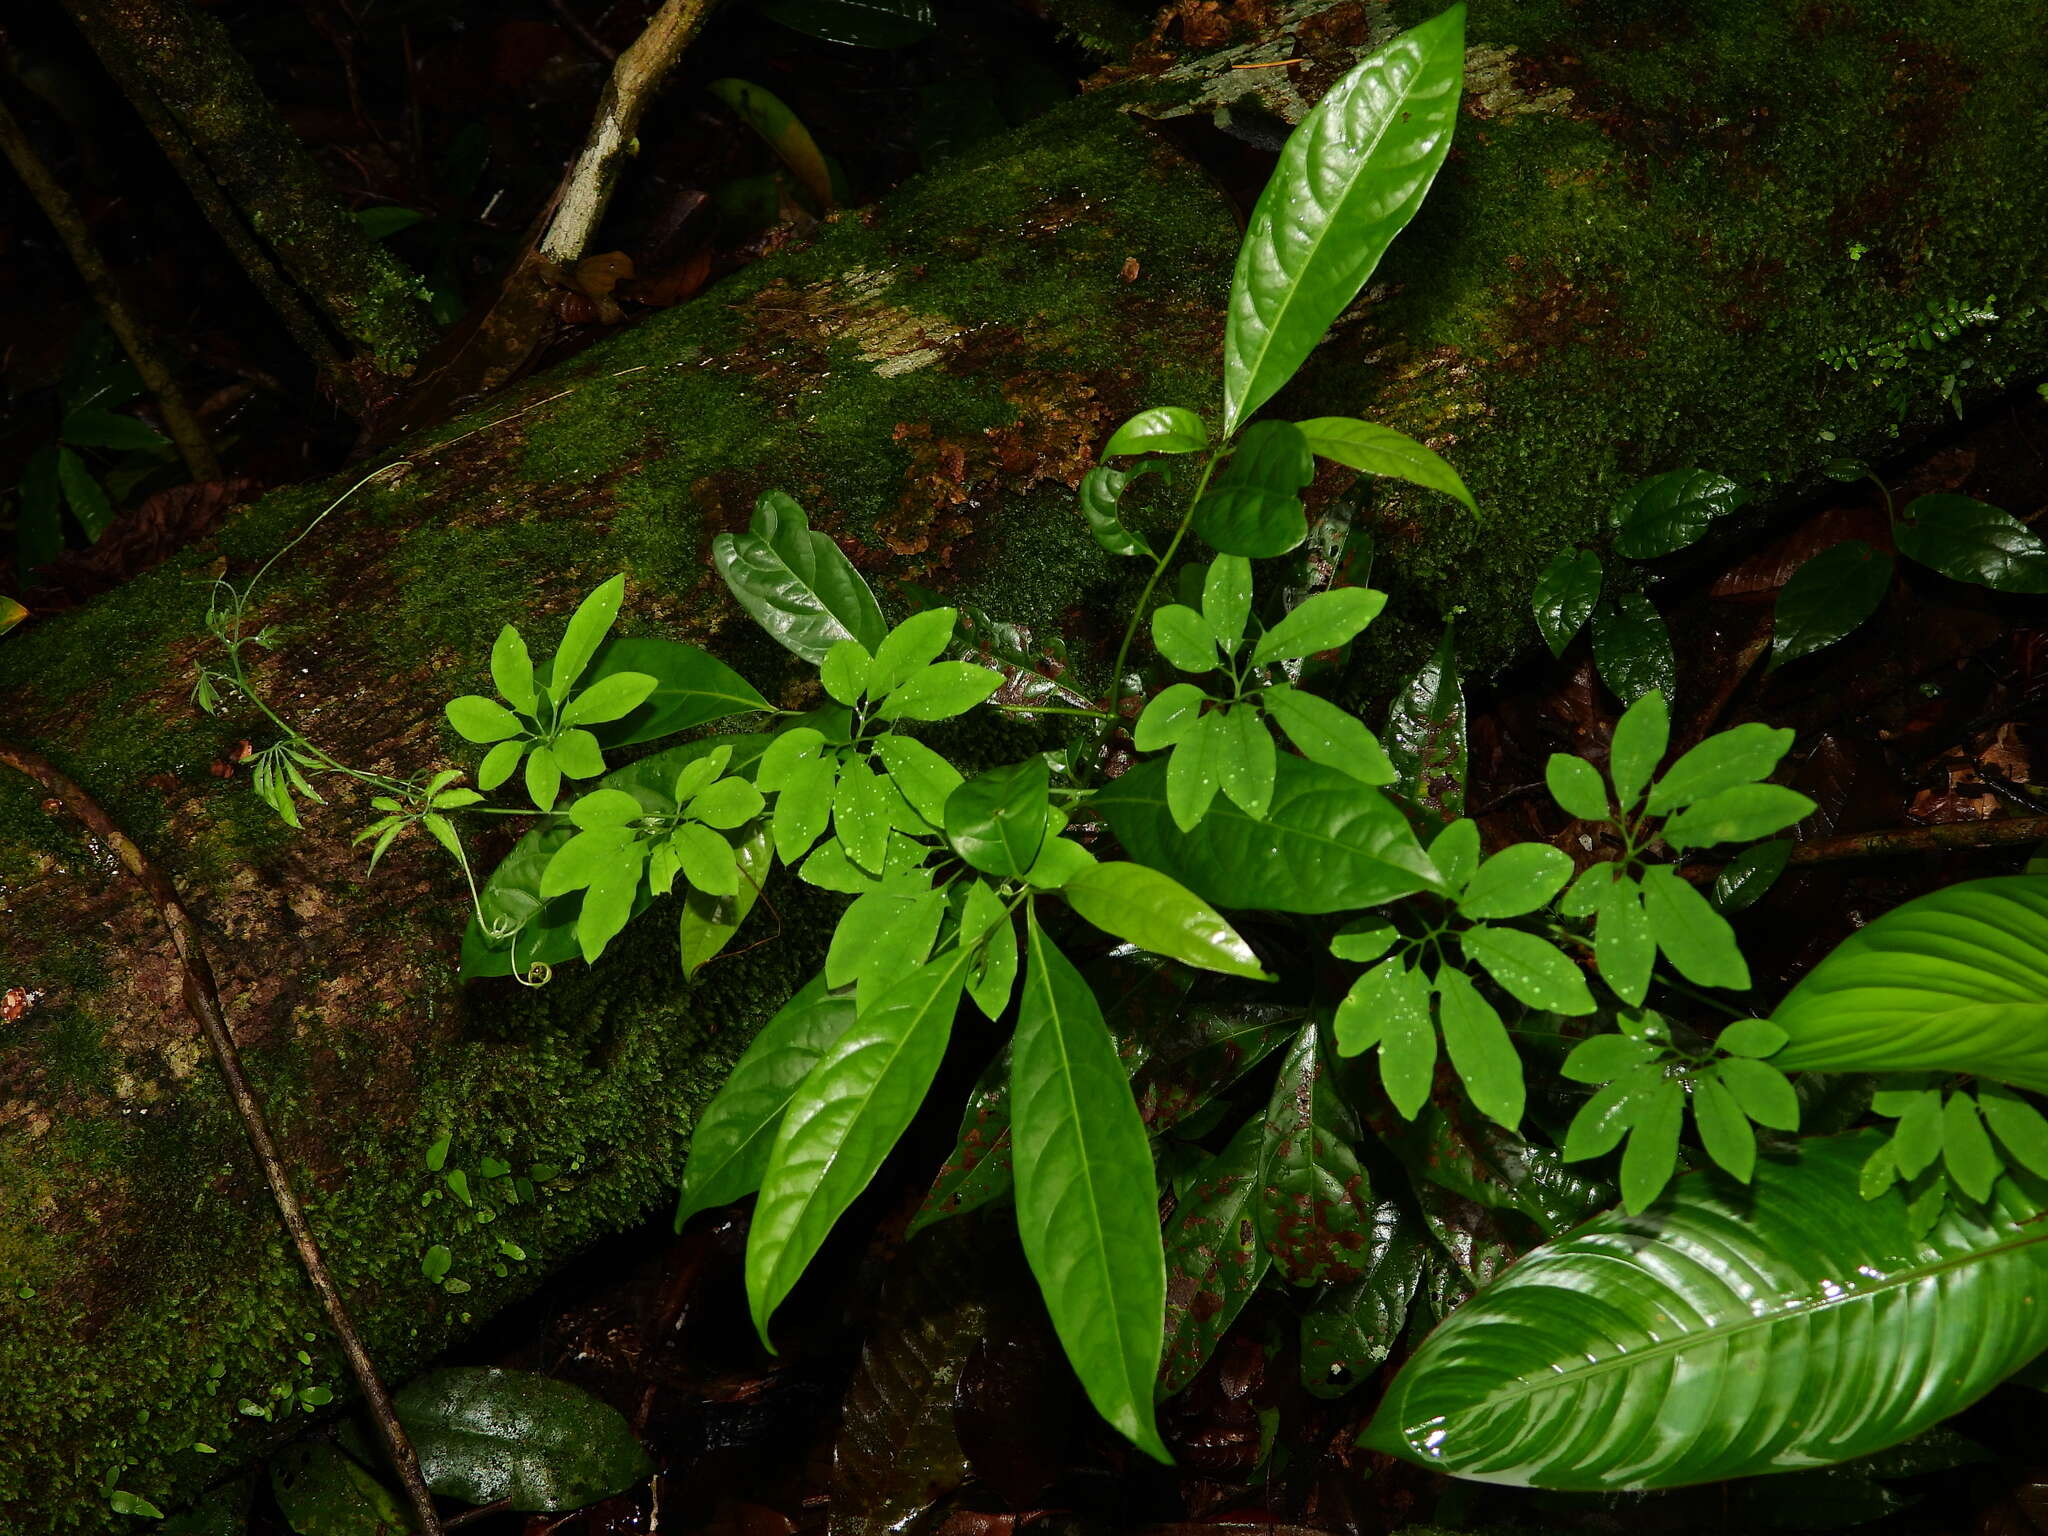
[677,822,772,974]
[1364,1133,2048,1489]
[395,1367,652,1510]
[874,661,1002,721]
[1545,753,1609,822]
[1251,586,1386,665]
[1562,1032,1661,1084]
[1662,783,1814,851]
[871,607,957,696]
[1620,1077,1686,1211]
[1221,4,1466,433]
[446,694,522,744]
[1607,689,1668,812]
[551,728,605,779]
[1386,625,1466,820]
[1458,926,1594,1017]
[1427,815,1480,892]
[1151,603,1217,673]
[1098,754,1439,914]
[587,635,772,746]
[872,733,961,828]
[1215,703,1275,818]
[1894,493,2048,594]
[1160,1114,1270,1394]
[1595,874,1654,1007]
[819,640,870,705]
[1770,539,1893,671]
[1165,711,1226,830]
[1202,554,1252,648]
[1942,1091,2001,1203]
[1648,721,1796,813]
[1192,420,1313,557]
[561,669,657,727]
[757,0,935,49]
[549,575,627,695]
[962,880,1019,1019]
[826,884,945,1005]
[1012,912,1169,1460]
[772,751,836,863]
[909,1046,1016,1237]
[270,1443,407,1536]
[1693,1075,1756,1183]
[1134,682,1207,751]
[1294,417,1475,512]
[1435,964,1526,1129]
[1592,594,1677,708]
[490,624,536,715]
[749,948,967,1342]
[1258,1021,1376,1284]
[1773,877,2048,1090]
[1532,549,1603,657]
[1562,1065,1662,1162]
[1610,469,1749,559]
[1641,864,1750,989]
[1299,1201,1429,1398]
[1368,960,1436,1116]
[1078,466,1154,558]
[945,758,1049,878]
[1104,406,1208,457]
[1260,684,1396,784]
[1459,844,1572,920]
[713,492,887,664]
[1061,861,1270,980]
[834,755,891,872]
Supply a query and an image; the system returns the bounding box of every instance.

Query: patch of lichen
[1295,0,2048,686]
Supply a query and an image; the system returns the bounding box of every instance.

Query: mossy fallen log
[3,2,2045,1526]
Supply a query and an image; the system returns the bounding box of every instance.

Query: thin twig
[1784,814,2048,866]
[539,0,719,264]
[0,741,445,1536]
[0,95,221,482]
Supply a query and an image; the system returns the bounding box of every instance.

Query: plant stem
[0,739,446,1536]
[1099,449,1223,752]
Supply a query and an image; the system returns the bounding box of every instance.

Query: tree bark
[62,0,440,406]
[2,2,2045,1525]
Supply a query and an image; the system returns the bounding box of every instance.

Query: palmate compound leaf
[1773,876,2048,1091]
[1220,4,1466,434]
[1364,1132,2048,1490]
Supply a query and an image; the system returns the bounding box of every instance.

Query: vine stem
[0,740,446,1536]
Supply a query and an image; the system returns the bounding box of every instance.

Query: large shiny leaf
[1060,860,1271,980]
[1363,1133,2048,1489]
[1385,626,1465,821]
[1773,876,2048,1090]
[1160,1113,1270,1395]
[1257,1021,1375,1285]
[713,491,887,663]
[1097,754,1440,914]
[1012,911,1170,1460]
[1221,4,1466,434]
[1299,1199,1429,1399]
[748,948,968,1341]
[395,1367,653,1511]
[1894,493,2048,594]
[674,974,856,1228]
[583,635,771,746]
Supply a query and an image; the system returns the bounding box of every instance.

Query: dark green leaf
[270,1443,407,1536]
[1717,1056,1800,1132]
[757,0,935,49]
[1193,421,1315,557]
[1373,960,1437,1117]
[1894,493,2048,594]
[395,1367,652,1510]
[749,949,969,1341]
[1221,4,1466,432]
[1620,1078,1685,1211]
[1013,912,1169,1460]
[1299,1203,1429,1398]
[1104,406,1207,457]
[355,204,425,239]
[945,758,1049,878]
[1385,626,1465,820]
[1165,710,1226,830]
[1079,466,1154,558]
[1531,548,1602,657]
[1426,816,1480,893]
[908,1046,1015,1237]
[713,492,888,663]
[1774,878,2048,1089]
[55,447,113,539]
[583,636,769,745]
[1160,1114,1270,1394]
[1098,754,1439,914]
[962,880,1019,1019]
[60,407,167,452]
[1363,1133,2048,1490]
[1294,417,1475,512]
[1592,594,1676,707]
[1610,469,1749,559]
[1061,861,1270,980]
[1258,1021,1376,1285]
[1770,540,1893,670]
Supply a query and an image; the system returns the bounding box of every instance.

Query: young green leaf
[1293,418,1475,512]
[1610,469,1749,559]
[1458,926,1595,1016]
[552,729,606,779]
[560,669,658,727]
[1647,722,1796,814]
[1769,539,1893,671]
[1012,911,1170,1461]
[1330,917,1398,964]
[873,661,1002,722]
[1202,555,1253,649]
[1250,587,1387,666]
[1135,682,1208,751]
[826,884,946,1007]
[448,695,523,744]
[1607,690,1669,812]
[820,640,871,705]
[540,824,639,897]
[713,491,888,663]
[675,976,855,1227]
[1693,1075,1757,1183]
[1166,711,1227,831]
[1260,685,1396,784]
[491,625,537,715]
[870,607,957,696]
[550,575,627,695]
[1215,704,1276,819]
[673,823,740,897]
[576,850,646,964]
[1079,466,1154,559]
[1562,1066,1659,1161]
[1661,783,1814,850]
[945,758,1050,878]
[1333,954,1413,1055]
[1894,493,2048,594]
[1595,875,1654,1007]
[771,752,836,862]
[1192,421,1314,557]
[748,948,968,1344]
[1221,4,1466,433]
[870,734,962,829]
[833,755,891,873]
[1060,861,1271,980]
[678,823,773,975]
[1104,405,1208,457]
[1592,595,1677,708]
[1545,753,1610,822]
[1376,961,1438,1118]
[688,776,766,830]
[1716,1056,1800,1132]
[1151,603,1218,674]
[1979,1085,2048,1180]
[757,727,824,792]
[1640,865,1750,989]
[1620,1077,1686,1211]
[1457,843,1572,919]
[1561,1032,1661,1084]
[1715,1018,1787,1058]
[962,880,1019,1020]
[568,788,643,830]
[1435,964,1526,1130]
[1532,549,1602,658]
[1942,1091,2001,1203]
